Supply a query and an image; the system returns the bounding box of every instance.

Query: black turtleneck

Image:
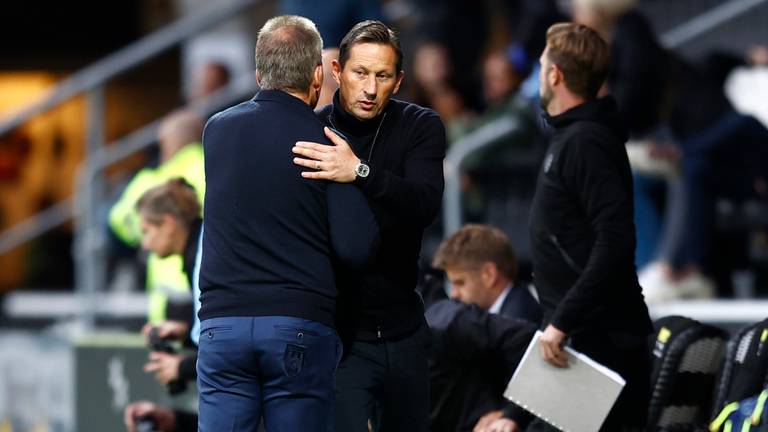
[530,96,652,338]
[316,91,447,341]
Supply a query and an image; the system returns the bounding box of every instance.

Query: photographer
[123,178,204,432]
[136,178,203,392]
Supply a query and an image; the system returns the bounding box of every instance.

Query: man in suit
[432,224,542,324]
[424,224,541,431]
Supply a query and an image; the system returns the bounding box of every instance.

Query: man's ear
[331,59,342,85]
[313,64,323,91]
[393,70,405,95]
[160,214,176,232]
[255,70,261,86]
[480,261,498,287]
[550,64,562,87]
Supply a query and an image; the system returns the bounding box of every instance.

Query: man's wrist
[353,158,370,183]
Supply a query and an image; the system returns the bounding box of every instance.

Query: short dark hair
[545,22,610,100]
[339,20,403,73]
[432,224,517,280]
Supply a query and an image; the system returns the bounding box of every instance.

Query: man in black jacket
[291,20,446,432]
[197,15,378,432]
[486,23,653,432]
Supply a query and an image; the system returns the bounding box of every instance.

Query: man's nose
[363,75,377,97]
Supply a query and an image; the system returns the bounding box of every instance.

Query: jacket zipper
[549,234,584,275]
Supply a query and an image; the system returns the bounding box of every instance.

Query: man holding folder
[489,23,653,432]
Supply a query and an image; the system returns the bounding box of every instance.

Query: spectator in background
[124,178,205,432]
[426,224,541,431]
[457,48,546,226]
[503,0,565,71]
[572,0,679,278]
[482,51,524,110]
[411,41,453,105]
[415,0,488,110]
[432,224,541,323]
[135,179,203,388]
[318,47,340,108]
[108,109,205,325]
[189,60,231,103]
[410,41,474,142]
[573,0,768,302]
[279,0,384,45]
[502,0,567,104]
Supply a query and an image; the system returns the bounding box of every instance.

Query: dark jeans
[197,316,342,432]
[335,323,431,432]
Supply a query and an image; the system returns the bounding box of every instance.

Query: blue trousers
[197,316,342,432]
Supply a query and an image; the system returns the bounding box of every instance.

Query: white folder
[503,331,626,432]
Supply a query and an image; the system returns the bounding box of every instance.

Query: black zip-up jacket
[318,92,446,341]
[529,97,652,338]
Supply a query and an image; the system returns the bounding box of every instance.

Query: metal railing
[660,0,768,49]
[442,116,525,237]
[0,0,262,328]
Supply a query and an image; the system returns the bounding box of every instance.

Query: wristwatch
[354,159,370,179]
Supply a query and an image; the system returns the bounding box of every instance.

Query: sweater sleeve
[177,352,198,383]
[358,110,446,229]
[327,183,380,273]
[549,138,636,334]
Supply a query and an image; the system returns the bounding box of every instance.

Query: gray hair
[255,15,323,92]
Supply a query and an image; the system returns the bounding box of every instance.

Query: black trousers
[335,323,431,432]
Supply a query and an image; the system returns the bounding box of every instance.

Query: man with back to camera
[482,23,653,432]
[291,20,446,432]
[196,15,379,432]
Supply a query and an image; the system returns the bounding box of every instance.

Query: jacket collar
[253,89,315,116]
[542,96,627,141]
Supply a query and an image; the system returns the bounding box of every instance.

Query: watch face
[356,163,370,178]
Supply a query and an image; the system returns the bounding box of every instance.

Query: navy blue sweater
[199,90,379,328]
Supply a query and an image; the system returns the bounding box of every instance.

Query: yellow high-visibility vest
[108,142,205,323]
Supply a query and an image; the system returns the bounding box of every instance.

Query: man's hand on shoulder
[293,127,359,183]
[540,324,569,368]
